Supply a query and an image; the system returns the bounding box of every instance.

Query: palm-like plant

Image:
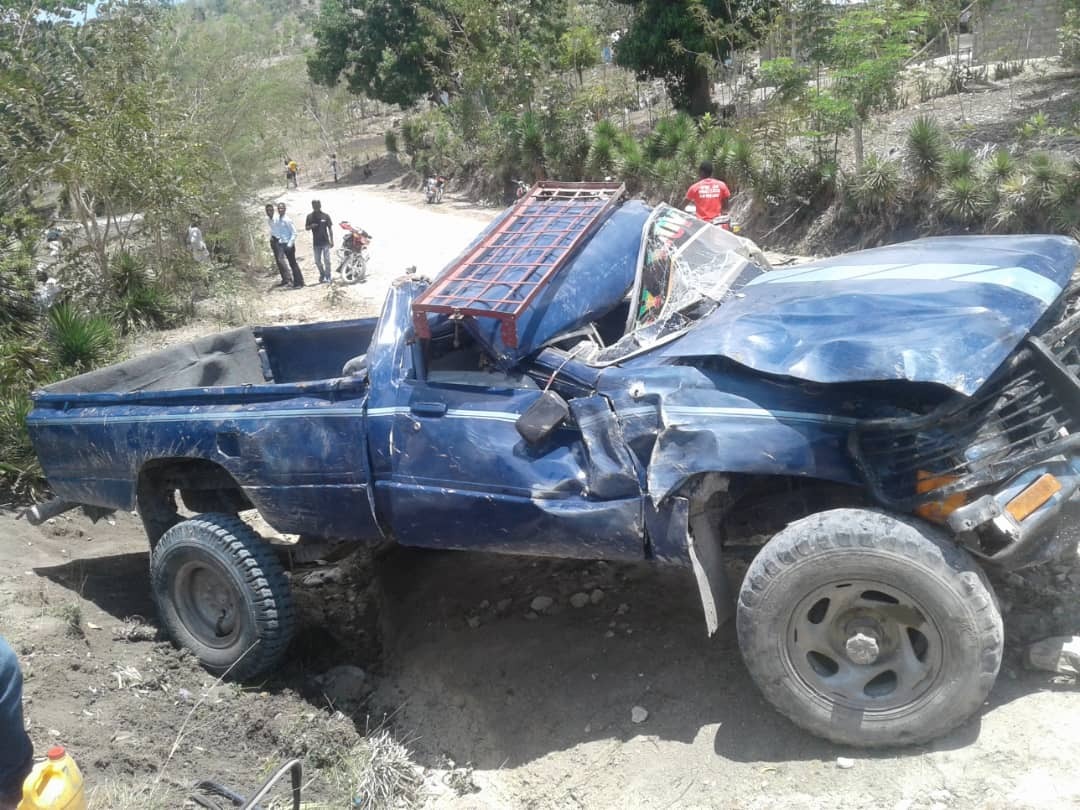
[983,149,1017,183]
[728,137,757,191]
[905,116,946,189]
[937,176,990,225]
[47,301,115,371]
[852,155,903,219]
[943,147,977,181]
[990,175,1030,233]
[614,135,649,195]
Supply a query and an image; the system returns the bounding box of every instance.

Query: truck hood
[662,235,1080,395]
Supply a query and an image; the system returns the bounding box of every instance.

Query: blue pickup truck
[26,183,1080,747]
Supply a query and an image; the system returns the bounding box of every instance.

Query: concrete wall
[974,0,1065,61]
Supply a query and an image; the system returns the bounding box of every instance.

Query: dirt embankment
[2,180,1080,809]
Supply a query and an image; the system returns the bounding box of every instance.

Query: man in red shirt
[684,161,731,224]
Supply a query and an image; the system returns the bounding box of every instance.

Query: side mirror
[516,390,570,444]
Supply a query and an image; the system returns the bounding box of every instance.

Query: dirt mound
[346,153,407,185]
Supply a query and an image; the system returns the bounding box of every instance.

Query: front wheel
[736,509,1002,747]
[151,513,295,680]
[340,252,367,284]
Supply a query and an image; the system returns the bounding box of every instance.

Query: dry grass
[328,729,424,810]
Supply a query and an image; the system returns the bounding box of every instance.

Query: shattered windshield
[593,204,769,363]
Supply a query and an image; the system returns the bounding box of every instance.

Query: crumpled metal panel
[599,364,862,505]
[662,235,1079,395]
[437,201,652,368]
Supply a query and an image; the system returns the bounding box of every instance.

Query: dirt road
[3,180,1080,809]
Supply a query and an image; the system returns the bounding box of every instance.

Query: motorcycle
[424,175,446,204]
[335,221,372,284]
[683,202,737,233]
[513,179,530,200]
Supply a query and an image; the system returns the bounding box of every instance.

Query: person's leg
[316,245,331,282]
[0,636,32,804]
[284,244,304,287]
[271,239,291,285]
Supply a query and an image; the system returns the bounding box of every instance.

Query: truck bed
[40,318,377,398]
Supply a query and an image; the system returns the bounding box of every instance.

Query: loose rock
[315,664,368,707]
[570,592,590,609]
[590,588,605,604]
[1026,636,1080,675]
[836,757,855,770]
[616,603,630,616]
[467,616,480,629]
[530,595,554,613]
[631,706,648,724]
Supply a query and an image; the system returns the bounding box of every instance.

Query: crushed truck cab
[27,182,1080,747]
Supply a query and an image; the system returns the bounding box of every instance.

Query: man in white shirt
[272,202,305,288]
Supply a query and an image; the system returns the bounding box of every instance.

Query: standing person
[683,161,731,225]
[330,153,339,184]
[286,158,299,189]
[265,203,292,287]
[305,200,334,284]
[187,216,210,263]
[272,202,305,288]
[0,635,33,810]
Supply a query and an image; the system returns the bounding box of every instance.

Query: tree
[613,0,771,116]
[559,23,601,86]
[307,0,450,108]
[818,1,927,168]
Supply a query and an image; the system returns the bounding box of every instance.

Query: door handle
[410,401,447,417]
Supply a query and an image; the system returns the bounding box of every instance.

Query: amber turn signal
[1005,473,1062,522]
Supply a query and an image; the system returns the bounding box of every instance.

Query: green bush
[905,116,946,189]
[983,149,1017,184]
[384,129,398,154]
[943,147,977,181]
[937,176,990,225]
[850,155,903,220]
[47,302,115,371]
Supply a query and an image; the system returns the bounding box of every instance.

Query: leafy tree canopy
[613,0,772,115]
[307,0,451,108]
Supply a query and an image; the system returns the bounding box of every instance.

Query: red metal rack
[411,181,626,348]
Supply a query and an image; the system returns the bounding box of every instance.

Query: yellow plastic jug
[18,746,86,810]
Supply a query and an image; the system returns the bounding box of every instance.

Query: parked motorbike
[424,175,446,204]
[335,221,372,284]
[683,202,737,232]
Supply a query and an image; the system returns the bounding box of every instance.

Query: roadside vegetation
[0,0,358,499]
[312,0,1080,244]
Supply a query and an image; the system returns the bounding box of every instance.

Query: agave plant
[982,149,1017,183]
[943,147,977,181]
[905,116,947,189]
[47,301,115,371]
[990,175,1030,233]
[728,137,757,191]
[613,135,650,195]
[852,155,903,219]
[647,114,696,161]
[1025,152,1064,204]
[937,176,991,225]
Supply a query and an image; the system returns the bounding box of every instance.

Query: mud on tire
[151,513,295,680]
[736,508,1003,747]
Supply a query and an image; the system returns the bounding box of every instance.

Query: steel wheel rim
[342,255,364,282]
[784,579,945,715]
[172,560,244,650]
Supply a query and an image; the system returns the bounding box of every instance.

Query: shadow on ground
[39,544,1074,773]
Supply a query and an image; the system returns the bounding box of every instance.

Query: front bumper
[851,295,1080,569]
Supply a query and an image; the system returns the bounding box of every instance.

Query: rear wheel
[151,513,294,680]
[736,508,1002,747]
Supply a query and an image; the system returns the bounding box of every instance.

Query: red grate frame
[412,181,626,348]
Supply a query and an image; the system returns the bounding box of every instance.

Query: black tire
[736,508,1002,747]
[151,513,295,680]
